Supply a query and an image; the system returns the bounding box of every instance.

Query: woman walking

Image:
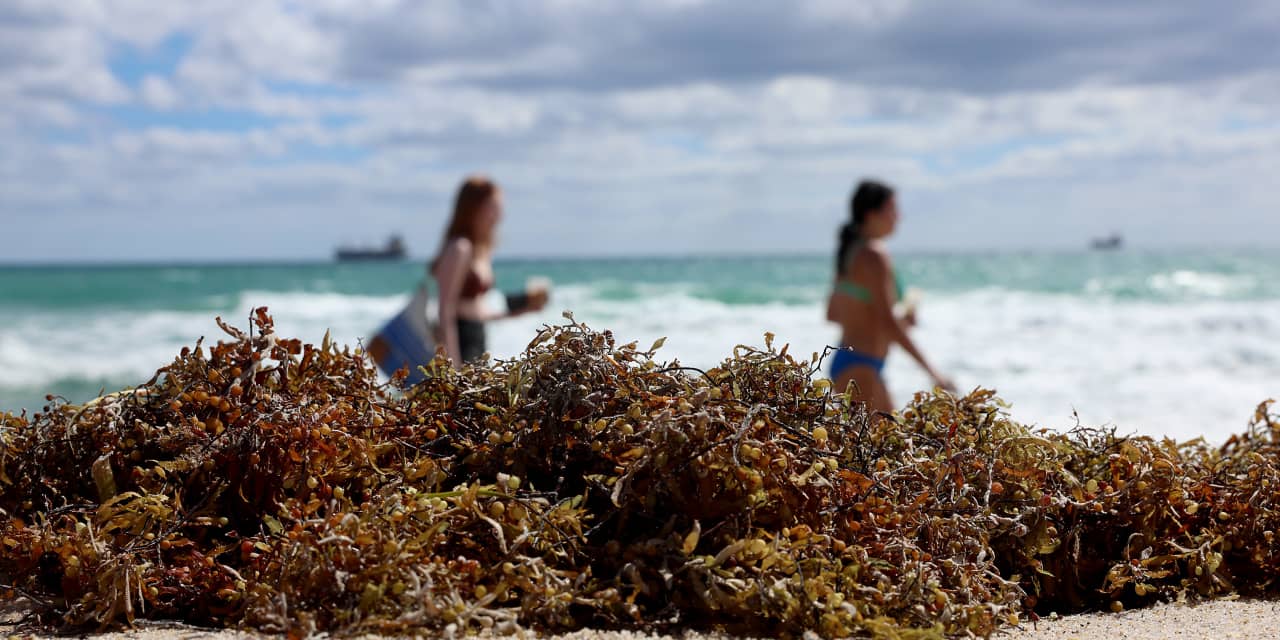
[371,176,547,381]
[826,179,952,412]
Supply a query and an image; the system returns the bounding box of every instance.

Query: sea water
[1,251,1276,441]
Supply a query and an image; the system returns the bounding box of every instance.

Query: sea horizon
[3,242,1279,269]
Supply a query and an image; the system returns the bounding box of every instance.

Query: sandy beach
[1004,599,1280,639]
[5,599,1278,640]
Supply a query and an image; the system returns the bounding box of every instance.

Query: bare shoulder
[862,242,892,273]
[442,236,474,259]
[437,235,473,264]
[433,237,474,281]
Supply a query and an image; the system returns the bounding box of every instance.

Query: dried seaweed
[0,308,1276,639]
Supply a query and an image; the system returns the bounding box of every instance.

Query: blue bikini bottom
[829,346,885,382]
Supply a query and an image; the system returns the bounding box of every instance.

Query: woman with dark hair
[825,179,951,412]
[370,176,547,380]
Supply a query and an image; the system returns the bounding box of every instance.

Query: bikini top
[834,243,903,303]
[459,269,493,299]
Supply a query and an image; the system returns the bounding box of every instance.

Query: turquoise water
[4,252,1277,311]
[2,250,1278,440]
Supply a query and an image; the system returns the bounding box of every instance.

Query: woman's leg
[836,366,874,403]
[870,376,893,414]
[835,366,893,415]
[456,318,487,364]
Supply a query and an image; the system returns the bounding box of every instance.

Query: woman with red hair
[431,176,546,367]
[371,176,547,380]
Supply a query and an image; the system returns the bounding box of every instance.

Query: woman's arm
[474,297,519,322]
[476,306,511,323]
[868,248,953,390]
[433,238,473,370]
[825,287,840,323]
[478,283,549,322]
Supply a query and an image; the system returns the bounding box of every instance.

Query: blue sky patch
[920,134,1072,174]
[107,33,194,88]
[252,142,372,167]
[1220,115,1272,132]
[97,105,283,132]
[264,80,364,99]
[657,131,708,154]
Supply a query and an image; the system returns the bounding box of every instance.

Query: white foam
[886,292,1280,440]
[3,284,1277,443]
[491,286,1280,442]
[1147,270,1256,299]
[0,291,405,391]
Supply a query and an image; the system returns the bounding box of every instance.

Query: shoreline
[6,599,1279,639]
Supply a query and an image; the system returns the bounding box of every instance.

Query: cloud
[1,0,1278,262]
[317,1,1279,93]
[0,4,128,109]
[140,75,179,109]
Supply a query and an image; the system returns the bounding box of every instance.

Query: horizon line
[0,243,1275,269]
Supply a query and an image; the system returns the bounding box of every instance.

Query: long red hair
[435,176,498,265]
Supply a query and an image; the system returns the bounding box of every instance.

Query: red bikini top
[459,269,493,299]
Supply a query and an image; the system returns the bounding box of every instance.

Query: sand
[4,599,1278,640]
[1002,598,1280,639]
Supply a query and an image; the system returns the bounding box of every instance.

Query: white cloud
[139,75,178,109]
[1,0,1278,262]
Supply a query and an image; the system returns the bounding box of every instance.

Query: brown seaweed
[0,308,1276,638]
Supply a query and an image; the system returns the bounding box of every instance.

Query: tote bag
[372,280,439,386]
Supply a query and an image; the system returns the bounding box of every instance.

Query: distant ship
[335,234,407,261]
[1090,233,1123,251]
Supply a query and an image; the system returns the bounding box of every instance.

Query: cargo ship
[1090,233,1123,251]
[335,235,407,261]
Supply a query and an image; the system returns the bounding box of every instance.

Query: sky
[2,0,1278,262]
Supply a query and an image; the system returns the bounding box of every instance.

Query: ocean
[1,251,1276,442]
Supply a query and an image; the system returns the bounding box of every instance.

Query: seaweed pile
[1,309,1277,639]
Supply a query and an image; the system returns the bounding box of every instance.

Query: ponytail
[835,221,860,274]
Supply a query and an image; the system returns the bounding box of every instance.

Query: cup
[526,276,551,310]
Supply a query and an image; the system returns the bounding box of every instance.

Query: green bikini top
[835,274,904,303]
[834,243,904,302]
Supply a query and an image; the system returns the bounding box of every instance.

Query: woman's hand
[503,283,550,317]
[526,287,549,312]
[931,373,956,393]
[898,288,921,327]
[519,278,550,314]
